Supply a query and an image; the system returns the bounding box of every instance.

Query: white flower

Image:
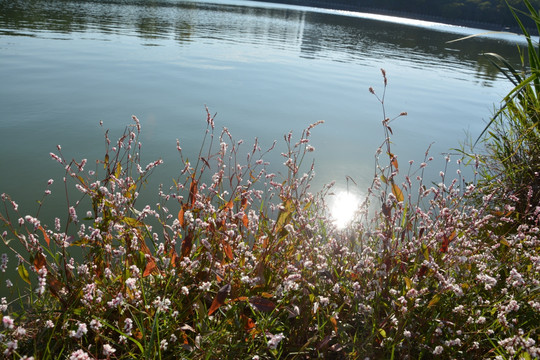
[103,344,116,356]
[267,332,285,350]
[433,345,443,355]
[2,315,14,329]
[69,349,90,360]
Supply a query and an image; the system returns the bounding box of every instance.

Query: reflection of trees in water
[0,0,522,82]
[298,11,523,82]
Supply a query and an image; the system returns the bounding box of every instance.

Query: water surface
[0,0,523,221]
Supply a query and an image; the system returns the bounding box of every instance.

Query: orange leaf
[33,252,47,272]
[330,316,338,333]
[208,284,231,316]
[226,200,233,210]
[241,314,256,331]
[391,157,398,171]
[38,226,50,246]
[223,242,234,261]
[178,207,184,227]
[242,214,249,228]
[143,257,158,277]
[169,249,177,268]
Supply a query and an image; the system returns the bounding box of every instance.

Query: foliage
[0,70,539,359]
[473,0,540,220]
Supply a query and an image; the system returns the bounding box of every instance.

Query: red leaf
[208,284,231,316]
[440,231,456,253]
[249,296,275,313]
[181,231,194,259]
[188,176,198,207]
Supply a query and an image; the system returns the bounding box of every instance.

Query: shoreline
[250,0,527,33]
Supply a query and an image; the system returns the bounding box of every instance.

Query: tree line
[253,0,540,29]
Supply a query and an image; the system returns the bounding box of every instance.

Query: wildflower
[14,326,26,337]
[124,318,133,335]
[433,345,443,355]
[267,332,285,350]
[160,339,168,350]
[1,253,8,272]
[181,286,189,295]
[90,319,102,331]
[69,322,88,339]
[36,266,47,295]
[103,344,116,356]
[199,281,212,292]
[107,292,124,308]
[319,296,330,306]
[153,296,172,312]
[3,340,17,356]
[3,315,14,329]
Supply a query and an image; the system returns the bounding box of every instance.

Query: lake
[0,0,525,225]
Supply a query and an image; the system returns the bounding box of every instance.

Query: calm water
[0,0,524,221]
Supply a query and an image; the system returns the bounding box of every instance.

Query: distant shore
[250,0,526,32]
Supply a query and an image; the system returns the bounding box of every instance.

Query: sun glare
[329,190,361,229]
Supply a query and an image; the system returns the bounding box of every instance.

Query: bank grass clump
[1,71,540,359]
[473,0,540,221]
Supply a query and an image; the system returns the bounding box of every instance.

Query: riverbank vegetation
[1,2,540,360]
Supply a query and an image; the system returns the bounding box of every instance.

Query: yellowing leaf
[115,163,122,178]
[378,328,386,338]
[274,198,294,234]
[391,182,404,202]
[404,276,412,290]
[18,264,30,285]
[428,294,440,308]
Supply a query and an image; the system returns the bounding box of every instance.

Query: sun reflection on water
[329,190,362,229]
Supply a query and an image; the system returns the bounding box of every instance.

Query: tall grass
[0,69,539,359]
[474,0,540,219]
